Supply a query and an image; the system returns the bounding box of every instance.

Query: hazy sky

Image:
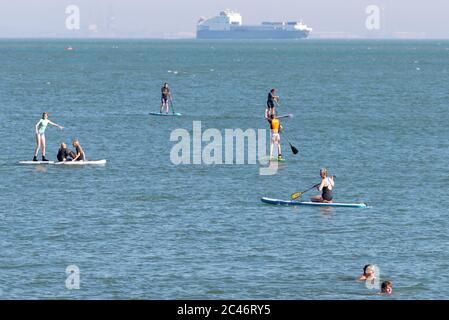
[0,0,448,38]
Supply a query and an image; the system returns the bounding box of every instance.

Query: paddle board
[259,156,286,163]
[19,160,107,165]
[19,161,55,165]
[55,160,107,165]
[149,112,182,117]
[261,197,368,208]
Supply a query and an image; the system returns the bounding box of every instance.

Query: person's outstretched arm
[48,120,64,130]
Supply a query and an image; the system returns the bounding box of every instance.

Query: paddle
[291,175,336,200]
[291,184,319,200]
[170,97,176,115]
[280,127,299,155]
[276,113,293,119]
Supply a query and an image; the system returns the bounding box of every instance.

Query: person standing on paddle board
[311,168,334,203]
[33,112,64,161]
[267,114,283,161]
[265,88,279,119]
[69,140,85,161]
[160,82,171,114]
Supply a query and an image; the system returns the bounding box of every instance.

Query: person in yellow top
[267,114,283,161]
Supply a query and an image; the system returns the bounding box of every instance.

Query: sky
[0,0,448,38]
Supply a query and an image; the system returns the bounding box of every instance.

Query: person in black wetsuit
[310,168,335,203]
[265,88,279,119]
[57,143,72,162]
[160,82,171,114]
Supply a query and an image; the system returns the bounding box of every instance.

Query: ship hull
[197,29,309,40]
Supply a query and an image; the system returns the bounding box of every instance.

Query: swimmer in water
[380,281,393,295]
[357,264,376,283]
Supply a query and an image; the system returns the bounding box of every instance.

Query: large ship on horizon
[197,10,312,40]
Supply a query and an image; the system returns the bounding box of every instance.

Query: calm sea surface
[0,39,448,299]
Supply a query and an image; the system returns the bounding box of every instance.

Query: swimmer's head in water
[42,112,48,119]
[320,168,328,178]
[363,264,375,276]
[381,281,392,294]
[270,114,275,119]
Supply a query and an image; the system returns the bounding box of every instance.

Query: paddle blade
[291,192,302,200]
[291,145,299,155]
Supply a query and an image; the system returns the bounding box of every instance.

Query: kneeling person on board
[267,114,283,161]
[57,143,72,162]
[265,88,279,119]
[69,140,85,161]
[310,168,334,203]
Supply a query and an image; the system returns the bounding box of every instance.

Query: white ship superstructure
[197,10,312,39]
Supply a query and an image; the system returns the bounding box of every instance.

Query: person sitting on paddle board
[311,168,334,203]
[160,82,171,114]
[33,112,64,161]
[69,140,85,161]
[267,114,283,161]
[57,143,72,162]
[265,88,279,119]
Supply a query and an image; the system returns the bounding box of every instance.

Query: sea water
[0,39,448,299]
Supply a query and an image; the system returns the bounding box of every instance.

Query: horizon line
[1,37,449,41]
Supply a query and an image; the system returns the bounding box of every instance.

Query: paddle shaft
[170,96,175,114]
[300,175,336,195]
[276,114,292,119]
[300,184,320,195]
[280,126,298,154]
[281,128,293,146]
[293,176,336,199]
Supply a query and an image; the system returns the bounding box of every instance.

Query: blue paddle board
[261,197,368,208]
